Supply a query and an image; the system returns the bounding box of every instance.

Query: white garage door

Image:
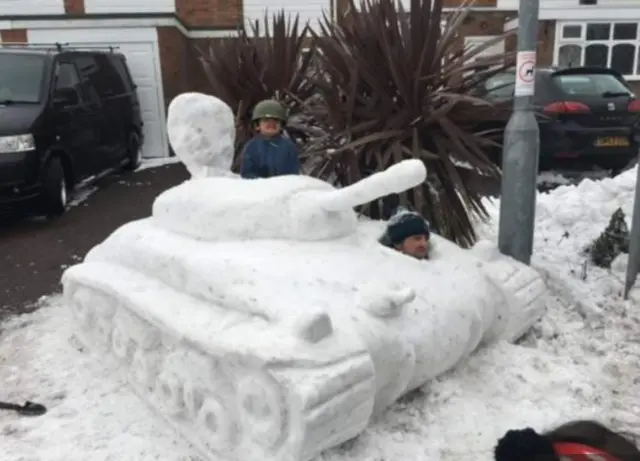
[27,27,168,159]
[114,43,165,159]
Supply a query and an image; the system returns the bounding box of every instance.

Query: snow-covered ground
[64,157,182,209]
[136,156,182,172]
[2,168,640,461]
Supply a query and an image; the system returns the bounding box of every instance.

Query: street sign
[515,50,536,96]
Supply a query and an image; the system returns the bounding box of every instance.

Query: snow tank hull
[62,216,548,461]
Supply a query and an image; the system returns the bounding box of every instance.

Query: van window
[0,53,46,103]
[55,62,80,90]
[73,54,126,98]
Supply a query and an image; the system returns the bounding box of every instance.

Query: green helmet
[251,99,286,123]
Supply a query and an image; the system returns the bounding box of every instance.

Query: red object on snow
[554,442,622,461]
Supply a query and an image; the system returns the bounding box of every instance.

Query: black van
[0,44,143,217]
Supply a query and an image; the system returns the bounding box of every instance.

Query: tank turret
[159,92,427,241]
[62,92,550,461]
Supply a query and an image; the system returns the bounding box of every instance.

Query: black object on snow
[0,400,47,416]
[586,207,630,269]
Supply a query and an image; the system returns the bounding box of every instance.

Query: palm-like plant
[198,11,316,169]
[308,0,515,246]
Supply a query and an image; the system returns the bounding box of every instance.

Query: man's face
[258,118,281,136]
[396,234,429,260]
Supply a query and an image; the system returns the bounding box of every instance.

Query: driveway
[0,162,189,321]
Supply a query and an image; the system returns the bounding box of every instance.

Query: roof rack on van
[0,42,119,52]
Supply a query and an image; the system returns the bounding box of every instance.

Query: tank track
[470,241,549,343]
[63,264,376,461]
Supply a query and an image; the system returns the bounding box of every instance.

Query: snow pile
[0,295,612,461]
[62,136,546,459]
[476,167,637,309]
[475,167,640,435]
[1,165,640,460]
[136,156,182,172]
[0,301,197,461]
[55,91,547,461]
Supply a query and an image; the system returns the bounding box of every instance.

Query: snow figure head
[166,92,235,178]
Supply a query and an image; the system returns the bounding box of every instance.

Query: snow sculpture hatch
[62,92,550,461]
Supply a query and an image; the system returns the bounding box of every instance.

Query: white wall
[497,0,640,20]
[498,0,640,8]
[84,0,175,14]
[243,0,331,35]
[0,0,63,15]
[0,0,176,16]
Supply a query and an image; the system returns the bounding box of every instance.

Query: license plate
[595,136,629,147]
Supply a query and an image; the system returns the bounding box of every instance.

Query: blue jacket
[240,134,301,179]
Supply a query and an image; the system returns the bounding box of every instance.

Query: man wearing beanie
[379,207,431,260]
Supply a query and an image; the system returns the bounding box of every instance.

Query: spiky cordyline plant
[198,11,316,169]
[308,0,515,246]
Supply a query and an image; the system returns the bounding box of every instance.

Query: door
[116,43,165,158]
[72,53,126,168]
[51,59,101,179]
[71,53,119,172]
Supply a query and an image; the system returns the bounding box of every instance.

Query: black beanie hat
[386,208,430,245]
[494,428,559,461]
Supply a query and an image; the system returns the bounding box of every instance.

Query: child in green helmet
[240,99,301,179]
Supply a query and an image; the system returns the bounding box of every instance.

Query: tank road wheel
[183,381,205,418]
[70,287,95,330]
[236,371,288,451]
[156,370,185,417]
[129,349,161,392]
[196,397,236,452]
[85,290,116,351]
[92,315,113,351]
[111,324,135,363]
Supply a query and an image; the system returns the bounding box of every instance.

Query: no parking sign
[515,50,536,96]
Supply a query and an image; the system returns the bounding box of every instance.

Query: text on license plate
[595,136,629,147]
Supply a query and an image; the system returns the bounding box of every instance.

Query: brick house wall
[155,0,243,110]
[176,0,242,27]
[64,0,85,14]
[0,29,28,43]
[157,0,562,111]
[505,20,556,67]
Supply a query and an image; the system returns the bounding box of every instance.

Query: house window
[555,21,640,79]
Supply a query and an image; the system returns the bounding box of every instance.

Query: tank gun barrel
[315,159,427,212]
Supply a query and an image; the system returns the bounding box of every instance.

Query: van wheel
[40,157,68,217]
[124,133,142,171]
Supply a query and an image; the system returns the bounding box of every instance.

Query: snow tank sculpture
[62,92,549,461]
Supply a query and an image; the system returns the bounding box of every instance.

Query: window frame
[553,21,640,81]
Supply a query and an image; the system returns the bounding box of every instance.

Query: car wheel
[40,157,68,217]
[124,132,142,171]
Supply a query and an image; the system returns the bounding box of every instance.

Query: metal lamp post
[497,0,541,265]
[624,158,640,299]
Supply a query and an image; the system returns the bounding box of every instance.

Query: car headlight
[0,134,35,153]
